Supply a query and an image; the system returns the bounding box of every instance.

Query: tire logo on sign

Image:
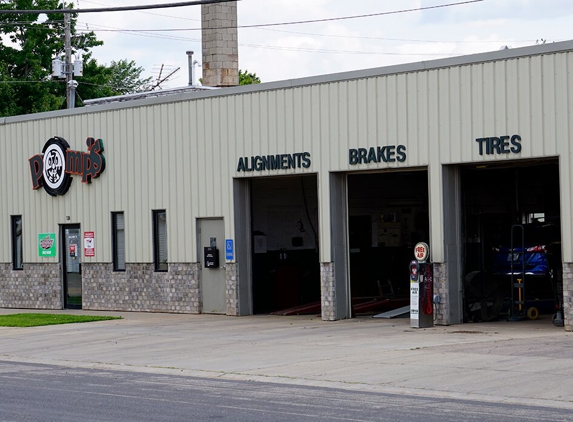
[39,137,72,196]
[44,144,65,186]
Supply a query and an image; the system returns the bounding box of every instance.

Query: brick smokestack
[201,2,239,87]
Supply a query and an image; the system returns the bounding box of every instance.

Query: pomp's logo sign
[29,136,106,196]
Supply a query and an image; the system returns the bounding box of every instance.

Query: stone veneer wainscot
[82,263,201,313]
[0,263,62,309]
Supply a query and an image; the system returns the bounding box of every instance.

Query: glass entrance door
[63,225,82,309]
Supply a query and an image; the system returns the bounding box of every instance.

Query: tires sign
[29,136,106,196]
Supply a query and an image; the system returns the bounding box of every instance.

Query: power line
[79,81,142,91]
[77,21,200,42]
[0,76,150,91]
[73,23,454,56]
[2,18,494,45]
[76,0,485,32]
[0,0,524,57]
[0,0,493,68]
[78,21,539,46]
[79,0,201,22]
[0,0,539,46]
[239,0,486,29]
[0,0,238,14]
[0,20,64,25]
[74,21,460,56]
[3,0,509,46]
[256,27,537,45]
[237,42,459,57]
[0,79,64,84]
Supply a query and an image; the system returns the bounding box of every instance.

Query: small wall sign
[414,242,429,262]
[225,239,234,260]
[349,144,407,165]
[38,233,57,257]
[237,152,311,172]
[475,135,521,156]
[84,231,95,257]
[410,282,419,320]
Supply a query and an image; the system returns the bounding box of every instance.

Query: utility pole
[64,11,75,109]
[51,8,82,107]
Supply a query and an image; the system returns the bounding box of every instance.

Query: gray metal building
[1,40,572,330]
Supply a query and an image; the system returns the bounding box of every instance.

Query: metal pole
[64,11,73,109]
[186,50,194,86]
[69,81,77,108]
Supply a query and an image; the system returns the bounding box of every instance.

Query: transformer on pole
[51,10,82,109]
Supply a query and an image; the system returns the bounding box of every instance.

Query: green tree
[239,69,261,85]
[0,0,103,115]
[199,70,262,86]
[0,1,153,115]
[76,58,153,104]
[0,62,19,116]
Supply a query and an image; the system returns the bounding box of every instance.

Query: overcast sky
[74,0,573,88]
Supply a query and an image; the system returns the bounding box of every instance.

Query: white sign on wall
[410,283,419,320]
[84,231,95,257]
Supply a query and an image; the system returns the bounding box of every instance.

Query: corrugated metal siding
[1,49,572,265]
[556,52,573,262]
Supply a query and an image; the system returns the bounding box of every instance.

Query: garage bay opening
[251,175,321,315]
[461,160,562,324]
[347,170,429,317]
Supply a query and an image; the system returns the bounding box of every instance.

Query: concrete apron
[0,309,572,410]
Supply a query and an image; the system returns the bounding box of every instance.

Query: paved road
[1,310,572,412]
[1,361,571,422]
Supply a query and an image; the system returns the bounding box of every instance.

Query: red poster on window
[84,231,95,257]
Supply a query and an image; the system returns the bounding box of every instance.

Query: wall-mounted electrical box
[204,247,219,268]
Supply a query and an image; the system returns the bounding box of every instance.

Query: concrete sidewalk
[0,308,572,410]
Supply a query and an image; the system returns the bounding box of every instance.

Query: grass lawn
[0,313,122,327]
